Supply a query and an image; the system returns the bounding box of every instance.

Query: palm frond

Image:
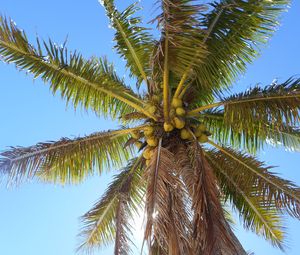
[201,109,300,154]
[101,1,154,87]
[0,17,156,119]
[193,0,290,100]
[186,142,240,254]
[208,141,300,219]
[78,157,145,253]
[0,128,140,185]
[151,0,207,91]
[144,141,191,254]
[206,150,285,249]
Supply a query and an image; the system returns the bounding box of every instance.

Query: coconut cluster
[130,97,210,166]
[131,125,158,166]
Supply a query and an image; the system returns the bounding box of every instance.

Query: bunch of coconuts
[130,97,210,166]
[164,97,209,143]
[130,125,158,166]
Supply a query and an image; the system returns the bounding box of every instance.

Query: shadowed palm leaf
[0,0,299,254]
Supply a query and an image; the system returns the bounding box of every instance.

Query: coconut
[135,141,143,149]
[176,107,186,116]
[148,105,157,115]
[194,129,202,137]
[171,98,183,108]
[180,129,191,140]
[146,159,151,167]
[164,122,174,132]
[143,148,151,159]
[144,126,154,137]
[198,123,206,132]
[198,134,208,143]
[174,117,185,129]
[131,130,141,139]
[147,137,158,147]
[152,95,161,103]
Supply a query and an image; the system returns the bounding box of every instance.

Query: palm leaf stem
[208,140,300,204]
[163,32,170,121]
[188,94,300,117]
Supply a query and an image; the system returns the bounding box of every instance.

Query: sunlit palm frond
[144,141,191,254]
[201,109,300,154]
[208,142,300,220]
[0,17,156,119]
[101,0,154,88]
[78,157,145,253]
[0,128,140,185]
[193,0,290,100]
[206,150,285,249]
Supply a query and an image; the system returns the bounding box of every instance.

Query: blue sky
[0,0,299,254]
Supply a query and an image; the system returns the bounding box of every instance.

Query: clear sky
[0,1,299,254]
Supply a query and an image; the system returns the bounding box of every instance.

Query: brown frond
[144,140,191,254]
[187,142,240,254]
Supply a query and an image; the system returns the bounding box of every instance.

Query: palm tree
[0,0,299,254]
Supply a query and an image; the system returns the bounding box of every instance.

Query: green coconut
[198,134,208,143]
[174,117,185,129]
[147,137,158,147]
[171,98,183,108]
[180,129,191,140]
[198,123,206,132]
[176,107,186,116]
[164,122,174,132]
[194,129,202,137]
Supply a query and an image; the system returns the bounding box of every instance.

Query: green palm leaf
[208,141,300,219]
[193,0,290,100]
[201,109,300,153]
[0,17,156,119]
[206,150,285,249]
[0,127,140,185]
[78,157,145,253]
[101,1,154,87]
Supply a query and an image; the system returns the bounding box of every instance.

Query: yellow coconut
[144,126,154,137]
[198,134,208,143]
[176,107,186,116]
[180,129,191,140]
[174,117,185,129]
[146,159,151,167]
[131,130,141,139]
[164,122,174,132]
[143,148,151,159]
[135,141,143,149]
[147,105,157,115]
[171,98,183,108]
[147,137,158,147]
